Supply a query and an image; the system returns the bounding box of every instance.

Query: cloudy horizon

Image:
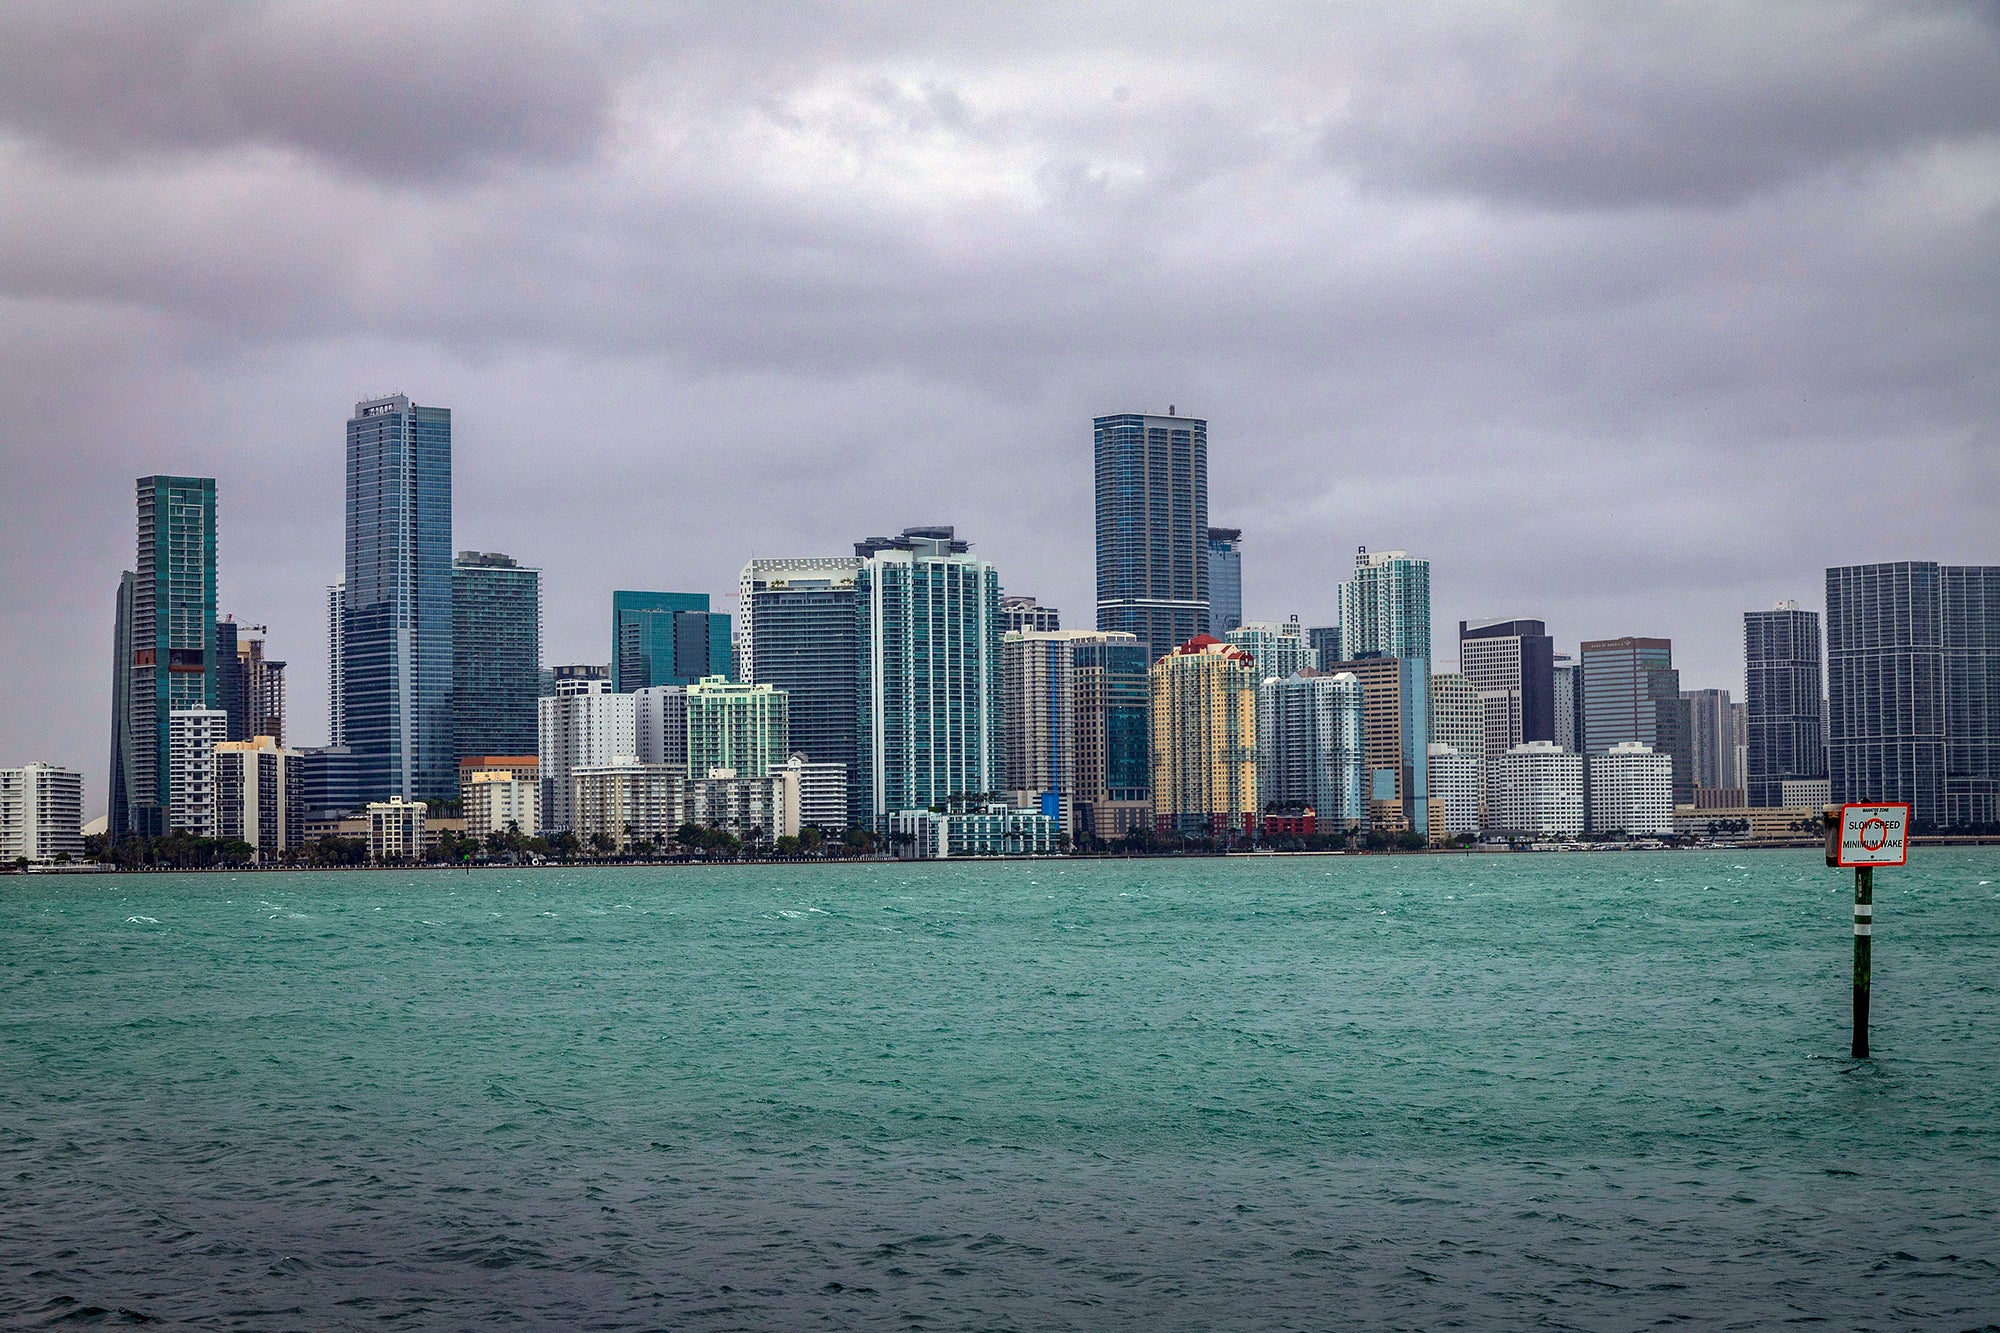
[3,1,1996,817]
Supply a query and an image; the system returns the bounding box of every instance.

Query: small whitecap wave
[125,915,159,924]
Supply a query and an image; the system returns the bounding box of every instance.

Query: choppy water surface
[3,850,1998,1330]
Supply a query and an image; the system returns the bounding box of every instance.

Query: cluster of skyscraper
[69,396,1999,865]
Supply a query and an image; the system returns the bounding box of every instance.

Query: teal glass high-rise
[611,591,731,692]
[341,395,454,802]
[854,527,1002,826]
[110,475,218,836]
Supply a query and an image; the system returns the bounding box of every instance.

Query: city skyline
[3,5,1997,815]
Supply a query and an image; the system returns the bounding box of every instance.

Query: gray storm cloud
[0,1,1995,815]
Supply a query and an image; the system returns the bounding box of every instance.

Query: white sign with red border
[1835,803,1910,867]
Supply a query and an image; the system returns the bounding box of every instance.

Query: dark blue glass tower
[342,395,454,802]
[453,552,542,762]
[1094,411,1208,665]
[1827,562,2000,829]
[1742,601,1825,808]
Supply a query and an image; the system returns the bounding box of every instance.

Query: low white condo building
[1486,740,1584,839]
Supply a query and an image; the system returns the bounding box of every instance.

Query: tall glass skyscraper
[999,629,1151,839]
[1743,601,1824,808]
[611,591,730,692]
[1094,411,1208,665]
[1341,547,1432,668]
[739,557,862,813]
[1206,527,1243,636]
[1826,562,1999,828]
[341,395,454,802]
[110,476,218,836]
[1578,637,1673,754]
[854,527,1002,826]
[453,551,542,763]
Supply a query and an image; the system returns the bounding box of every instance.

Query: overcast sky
[3,2,1996,816]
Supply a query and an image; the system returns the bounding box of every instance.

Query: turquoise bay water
[3,850,1998,1329]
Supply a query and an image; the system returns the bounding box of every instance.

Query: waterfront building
[686,675,789,779]
[689,769,795,842]
[1224,617,1319,683]
[611,591,730,692]
[341,395,454,804]
[168,708,227,837]
[999,629,1151,840]
[1257,670,1366,830]
[1552,654,1579,753]
[1487,741,1585,840]
[777,754,849,831]
[1585,742,1674,836]
[0,764,84,863]
[463,766,539,841]
[213,736,302,859]
[1683,687,1737,792]
[111,475,219,837]
[1743,601,1826,808]
[1426,743,1479,841]
[738,557,863,810]
[1458,618,1555,748]
[536,680,637,834]
[1340,547,1431,668]
[1731,701,1748,802]
[365,797,427,862]
[1206,528,1243,636]
[1321,655,1431,837]
[1094,411,1209,665]
[1781,778,1832,810]
[889,802,1061,858]
[572,761,686,851]
[1827,562,2000,827]
[854,527,1002,827]
[452,552,541,764]
[1148,635,1258,838]
[215,617,244,739]
[1307,626,1342,665]
[1001,595,1061,633]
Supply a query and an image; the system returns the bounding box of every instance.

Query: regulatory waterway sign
[1827,802,1911,868]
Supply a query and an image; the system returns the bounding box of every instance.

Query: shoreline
[19,835,2000,875]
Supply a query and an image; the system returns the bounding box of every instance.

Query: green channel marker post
[1825,802,1909,1060]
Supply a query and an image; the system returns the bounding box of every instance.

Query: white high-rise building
[169,708,228,836]
[1256,670,1366,828]
[633,684,689,768]
[1224,618,1318,683]
[537,682,637,834]
[1586,741,1674,836]
[1339,547,1431,666]
[1426,743,1480,840]
[855,527,1001,826]
[0,763,83,863]
[1487,741,1584,839]
[778,753,849,831]
[326,582,346,745]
